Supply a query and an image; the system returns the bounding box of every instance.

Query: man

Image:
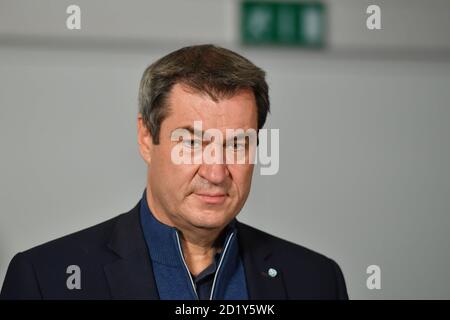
[1,44,348,300]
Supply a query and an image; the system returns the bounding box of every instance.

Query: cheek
[229,165,254,198]
[153,144,200,194]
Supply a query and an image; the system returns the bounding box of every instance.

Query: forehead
[163,83,258,131]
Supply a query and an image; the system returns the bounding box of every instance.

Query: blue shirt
[139,189,249,300]
[191,251,221,300]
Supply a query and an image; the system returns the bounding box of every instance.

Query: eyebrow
[173,125,250,143]
[175,125,203,137]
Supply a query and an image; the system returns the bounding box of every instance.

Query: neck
[179,229,225,276]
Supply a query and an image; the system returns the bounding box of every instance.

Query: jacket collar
[236,222,288,299]
[104,201,159,299]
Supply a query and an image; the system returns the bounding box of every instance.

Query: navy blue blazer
[1,201,349,300]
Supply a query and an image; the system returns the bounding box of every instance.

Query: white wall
[1,0,450,299]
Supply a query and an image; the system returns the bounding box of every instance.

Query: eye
[183,139,202,149]
[227,141,246,152]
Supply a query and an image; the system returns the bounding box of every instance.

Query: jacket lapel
[237,222,288,299]
[104,202,159,299]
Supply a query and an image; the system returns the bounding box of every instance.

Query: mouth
[194,193,227,205]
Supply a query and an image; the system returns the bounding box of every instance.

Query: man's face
[138,83,258,233]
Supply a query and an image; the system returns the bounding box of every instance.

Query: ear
[137,113,153,165]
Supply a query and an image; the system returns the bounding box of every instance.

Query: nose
[197,163,229,185]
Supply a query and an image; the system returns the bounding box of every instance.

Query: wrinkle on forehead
[167,83,257,131]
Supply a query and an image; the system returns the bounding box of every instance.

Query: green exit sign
[241,1,326,48]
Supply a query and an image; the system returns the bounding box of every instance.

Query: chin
[190,212,232,230]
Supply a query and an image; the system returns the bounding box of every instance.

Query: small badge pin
[268,267,277,278]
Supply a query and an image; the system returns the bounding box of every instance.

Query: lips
[196,192,226,197]
[194,192,227,204]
